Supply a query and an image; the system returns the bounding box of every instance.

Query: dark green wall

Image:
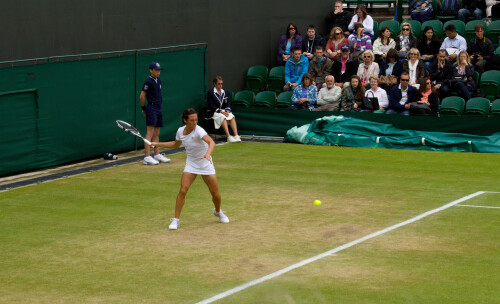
[0,0,332,91]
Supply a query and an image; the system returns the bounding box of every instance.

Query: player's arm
[139,91,147,113]
[152,140,182,149]
[201,135,215,161]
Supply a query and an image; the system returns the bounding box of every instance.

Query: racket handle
[144,139,155,148]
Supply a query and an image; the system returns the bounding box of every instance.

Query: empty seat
[465,97,490,116]
[253,91,277,109]
[267,66,285,94]
[276,91,293,109]
[232,90,255,108]
[490,99,500,116]
[245,65,268,93]
[440,96,465,117]
[479,70,500,101]
[486,20,500,48]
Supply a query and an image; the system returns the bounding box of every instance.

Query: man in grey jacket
[314,75,342,111]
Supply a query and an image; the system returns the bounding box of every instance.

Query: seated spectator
[277,23,302,66]
[357,50,379,87]
[379,49,404,90]
[459,0,486,22]
[448,50,475,100]
[206,76,241,142]
[331,44,359,88]
[410,78,439,115]
[325,27,349,61]
[403,48,426,89]
[467,23,494,74]
[440,24,467,62]
[387,72,418,115]
[409,0,433,23]
[314,75,343,111]
[289,73,318,110]
[326,0,352,36]
[418,26,442,70]
[340,75,366,111]
[438,0,461,17]
[395,22,418,59]
[283,47,309,91]
[364,75,389,112]
[309,46,333,89]
[348,23,373,62]
[429,49,452,99]
[302,25,326,60]
[373,26,396,65]
[348,5,374,40]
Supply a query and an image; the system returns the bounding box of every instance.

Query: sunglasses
[409,53,417,55]
[289,27,296,30]
[402,28,410,31]
[400,79,409,82]
[335,32,342,35]
[363,55,371,58]
[426,82,431,84]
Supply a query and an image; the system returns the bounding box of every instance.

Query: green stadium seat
[486,20,500,48]
[491,99,500,116]
[472,71,480,89]
[404,20,422,39]
[465,97,491,116]
[267,66,285,94]
[479,70,500,101]
[464,20,488,42]
[245,65,268,93]
[442,20,465,39]
[225,90,234,104]
[253,91,276,108]
[276,91,293,109]
[440,96,465,116]
[232,90,255,108]
[496,46,500,55]
[421,20,443,41]
[379,20,400,39]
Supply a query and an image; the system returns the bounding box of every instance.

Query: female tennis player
[152,108,229,230]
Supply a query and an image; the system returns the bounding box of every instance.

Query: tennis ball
[314,200,322,206]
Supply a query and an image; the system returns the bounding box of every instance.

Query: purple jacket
[277,34,303,65]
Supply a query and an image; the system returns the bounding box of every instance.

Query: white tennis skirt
[184,158,216,175]
[212,112,235,129]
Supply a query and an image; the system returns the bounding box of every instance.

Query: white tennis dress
[176,125,216,175]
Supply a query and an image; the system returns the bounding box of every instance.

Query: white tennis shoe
[154,154,171,163]
[213,209,230,223]
[234,135,242,142]
[143,156,159,165]
[227,136,237,143]
[169,218,179,230]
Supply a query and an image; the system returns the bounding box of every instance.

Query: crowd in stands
[274,0,499,116]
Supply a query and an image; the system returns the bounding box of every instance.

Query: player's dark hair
[182,108,198,124]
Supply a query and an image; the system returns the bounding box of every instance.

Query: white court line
[456,204,500,209]
[196,191,486,304]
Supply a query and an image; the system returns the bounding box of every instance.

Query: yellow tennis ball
[314,200,322,206]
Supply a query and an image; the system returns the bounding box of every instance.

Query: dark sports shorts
[146,106,163,127]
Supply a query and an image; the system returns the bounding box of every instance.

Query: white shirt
[176,125,214,174]
[365,87,389,109]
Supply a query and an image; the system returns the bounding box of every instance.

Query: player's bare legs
[175,172,198,218]
[202,174,221,212]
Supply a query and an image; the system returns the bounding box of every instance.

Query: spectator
[277,23,302,66]
[449,50,475,100]
[284,47,309,91]
[396,22,418,59]
[314,75,343,111]
[348,5,374,39]
[379,49,403,90]
[289,73,318,110]
[331,44,359,88]
[440,24,467,62]
[467,23,494,74]
[309,46,333,89]
[373,26,396,64]
[364,75,389,112]
[302,25,327,60]
[403,48,426,89]
[326,0,352,36]
[357,50,379,87]
[325,26,349,61]
[206,76,241,143]
[438,0,461,16]
[340,75,366,111]
[409,0,433,23]
[387,72,418,115]
[459,0,487,22]
[486,0,500,17]
[418,26,442,70]
[348,23,373,62]
[429,49,452,99]
[410,78,439,115]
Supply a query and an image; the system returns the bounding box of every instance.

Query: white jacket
[317,85,342,106]
[365,87,389,109]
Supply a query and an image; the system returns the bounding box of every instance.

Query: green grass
[0,143,499,303]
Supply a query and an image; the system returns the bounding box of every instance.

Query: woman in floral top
[289,73,318,110]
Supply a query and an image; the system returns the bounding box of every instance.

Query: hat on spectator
[149,62,163,70]
[340,44,350,51]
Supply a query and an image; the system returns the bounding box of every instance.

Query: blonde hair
[457,50,471,65]
[406,48,421,60]
[369,75,379,82]
[330,26,344,41]
[362,50,374,61]
[400,22,414,37]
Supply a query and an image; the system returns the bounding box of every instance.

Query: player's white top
[176,125,215,175]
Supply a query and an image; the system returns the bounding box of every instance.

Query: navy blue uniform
[142,76,163,127]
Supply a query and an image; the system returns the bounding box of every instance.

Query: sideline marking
[456,204,500,209]
[196,191,486,304]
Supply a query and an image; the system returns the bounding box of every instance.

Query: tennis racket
[116,120,154,147]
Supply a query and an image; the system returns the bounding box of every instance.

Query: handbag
[409,102,432,115]
[362,91,379,111]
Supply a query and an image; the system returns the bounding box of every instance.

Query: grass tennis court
[1,142,499,303]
